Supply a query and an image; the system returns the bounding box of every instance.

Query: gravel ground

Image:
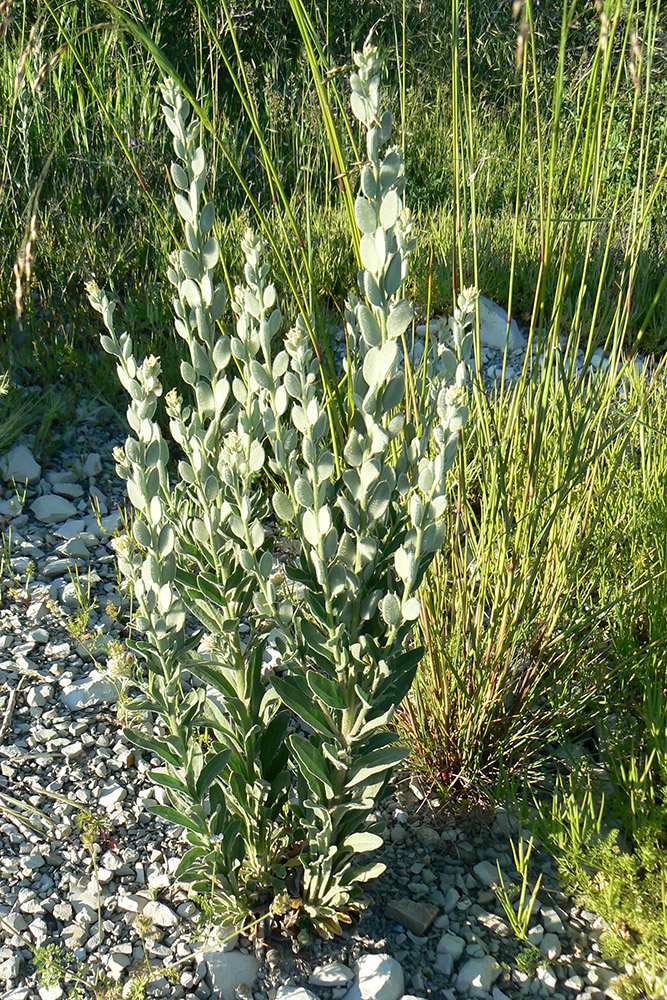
[0,348,630,1000]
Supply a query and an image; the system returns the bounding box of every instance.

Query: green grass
[1,0,665,396]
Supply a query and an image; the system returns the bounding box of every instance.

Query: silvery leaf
[200,201,215,235]
[170,162,189,190]
[363,340,398,388]
[355,196,377,235]
[387,299,413,339]
[380,593,401,626]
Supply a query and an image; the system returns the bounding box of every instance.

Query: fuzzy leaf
[355,196,377,235]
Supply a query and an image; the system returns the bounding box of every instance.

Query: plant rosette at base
[87,39,476,940]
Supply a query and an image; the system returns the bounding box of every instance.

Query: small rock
[199,950,260,1000]
[564,975,585,991]
[98,782,127,810]
[142,900,178,928]
[477,295,525,351]
[0,445,41,485]
[59,670,118,710]
[276,990,318,1000]
[309,962,354,987]
[455,956,501,995]
[472,860,499,887]
[385,897,439,936]
[539,933,562,961]
[0,954,20,982]
[82,453,102,478]
[434,952,454,976]
[30,495,79,524]
[527,924,544,945]
[540,905,565,935]
[356,953,404,1000]
[437,932,466,961]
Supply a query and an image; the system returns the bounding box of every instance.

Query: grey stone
[472,860,499,887]
[540,905,565,935]
[198,950,260,1000]
[276,990,318,1000]
[435,952,454,976]
[0,445,41,485]
[357,953,404,1000]
[53,482,84,499]
[309,961,354,987]
[142,900,178,928]
[30,495,79,524]
[60,670,118,709]
[98,782,127,810]
[539,933,562,961]
[455,956,501,995]
[437,933,466,961]
[82,453,102,478]
[0,954,20,982]
[478,295,525,352]
[385,897,439,935]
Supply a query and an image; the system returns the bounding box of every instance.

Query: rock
[539,932,562,960]
[478,295,525,351]
[108,952,131,979]
[0,954,20,982]
[385,897,439,936]
[59,670,118,710]
[309,962,354,987]
[38,987,64,1000]
[476,911,512,938]
[1,445,41,485]
[139,899,177,929]
[30,495,79,524]
[199,950,260,1000]
[437,932,466,961]
[98,782,127,810]
[540,905,565,935]
[277,990,318,1000]
[564,975,585,991]
[356,953,404,1000]
[434,952,454,976]
[53,482,84,499]
[455,956,501,995]
[82,452,102,478]
[473,860,499,887]
[527,924,544,945]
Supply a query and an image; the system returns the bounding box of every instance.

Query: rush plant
[88,41,475,940]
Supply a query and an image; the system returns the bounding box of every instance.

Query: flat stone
[0,446,41,485]
[107,952,131,979]
[0,954,20,982]
[357,953,404,1000]
[52,519,87,539]
[476,911,512,938]
[30,495,79,524]
[539,932,562,960]
[472,860,499,887]
[277,990,318,1000]
[309,961,354,987]
[82,453,102,477]
[199,950,260,1000]
[98,782,126,810]
[38,988,64,1000]
[437,932,466,961]
[455,956,501,995]
[386,897,439,936]
[434,952,454,976]
[539,905,565,934]
[478,295,525,351]
[142,900,178,928]
[60,670,118,710]
[52,482,84,499]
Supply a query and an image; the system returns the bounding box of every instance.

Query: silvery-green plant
[87,38,476,940]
